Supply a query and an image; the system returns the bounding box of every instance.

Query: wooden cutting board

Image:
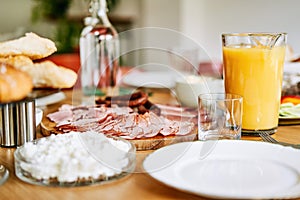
[41,116,198,151]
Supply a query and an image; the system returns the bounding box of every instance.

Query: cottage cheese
[19,131,133,182]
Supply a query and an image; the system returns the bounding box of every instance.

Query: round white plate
[143,140,300,199]
[35,108,43,126]
[122,71,180,88]
[36,92,66,107]
[284,62,300,74]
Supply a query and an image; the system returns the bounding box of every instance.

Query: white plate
[36,92,66,107]
[122,71,180,88]
[143,140,300,199]
[284,62,300,74]
[35,108,43,126]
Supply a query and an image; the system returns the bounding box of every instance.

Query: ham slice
[47,104,195,139]
[47,110,73,126]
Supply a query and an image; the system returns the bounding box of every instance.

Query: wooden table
[1,89,300,200]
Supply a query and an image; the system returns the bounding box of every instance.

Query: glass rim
[222,32,287,37]
[198,93,243,101]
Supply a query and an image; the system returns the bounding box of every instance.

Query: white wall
[1,0,300,63]
[0,0,33,39]
[139,0,180,30]
[179,0,300,61]
[117,0,300,62]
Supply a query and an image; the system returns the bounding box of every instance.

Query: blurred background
[1,0,300,65]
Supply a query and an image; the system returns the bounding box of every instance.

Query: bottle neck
[89,0,111,26]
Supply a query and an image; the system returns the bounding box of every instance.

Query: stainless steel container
[0,99,36,147]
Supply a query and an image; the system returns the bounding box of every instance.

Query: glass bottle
[80,0,119,104]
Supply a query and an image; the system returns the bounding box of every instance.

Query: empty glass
[198,93,243,140]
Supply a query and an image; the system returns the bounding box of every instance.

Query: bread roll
[0,56,78,88]
[17,61,78,89]
[0,33,57,60]
[0,63,33,103]
[0,55,33,67]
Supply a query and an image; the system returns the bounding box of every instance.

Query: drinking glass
[198,93,243,140]
[222,33,286,134]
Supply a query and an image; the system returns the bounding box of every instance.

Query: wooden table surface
[1,89,300,200]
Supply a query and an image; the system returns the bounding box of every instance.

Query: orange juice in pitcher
[222,33,286,134]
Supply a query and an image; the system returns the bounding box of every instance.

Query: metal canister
[0,99,36,147]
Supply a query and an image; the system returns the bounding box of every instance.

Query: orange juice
[223,45,285,131]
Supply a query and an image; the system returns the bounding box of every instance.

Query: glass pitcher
[222,33,287,135]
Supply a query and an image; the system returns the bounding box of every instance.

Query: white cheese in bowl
[15,131,135,185]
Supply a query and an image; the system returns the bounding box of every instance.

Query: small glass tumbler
[198,93,243,140]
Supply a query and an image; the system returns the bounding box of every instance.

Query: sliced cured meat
[177,121,195,135]
[47,104,195,139]
[47,110,73,125]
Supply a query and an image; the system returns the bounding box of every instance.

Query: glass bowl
[14,132,136,187]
